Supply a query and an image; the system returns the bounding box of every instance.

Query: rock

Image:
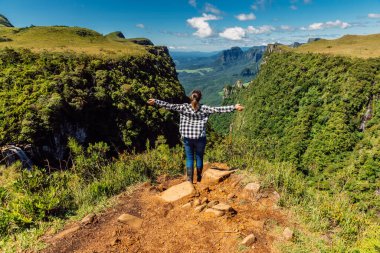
[201,197,208,204]
[55,225,80,239]
[160,181,195,202]
[194,204,207,213]
[111,238,121,246]
[205,208,225,217]
[227,193,236,199]
[117,214,143,229]
[202,169,235,184]
[81,213,96,225]
[160,203,174,217]
[182,202,192,208]
[272,191,281,202]
[210,163,232,171]
[283,227,294,241]
[193,198,201,206]
[212,203,234,212]
[207,200,219,208]
[242,183,261,198]
[241,234,256,246]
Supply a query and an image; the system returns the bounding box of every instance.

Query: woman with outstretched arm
[147,90,244,183]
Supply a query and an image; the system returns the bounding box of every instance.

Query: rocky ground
[42,163,295,253]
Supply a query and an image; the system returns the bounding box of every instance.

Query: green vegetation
[0,47,185,162]
[216,51,380,251]
[0,26,152,56]
[292,33,380,59]
[0,138,184,252]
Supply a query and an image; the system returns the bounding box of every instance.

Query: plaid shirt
[155,99,235,139]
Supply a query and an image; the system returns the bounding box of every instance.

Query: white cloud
[280,25,293,31]
[136,24,145,29]
[307,20,351,30]
[251,0,271,10]
[219,27,246,40]
[368,13,380,18]
[204,3,221,14]
[290,5,298,10]
[187,13,220,38]
[168,46,188,50]
[247,25,275,34]
[188,0,196,7]
[235,13,256,21]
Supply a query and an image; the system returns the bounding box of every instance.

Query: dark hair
[190,90,202,109]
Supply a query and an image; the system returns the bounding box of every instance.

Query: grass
[291,33,380,59]
[0,26,149,56]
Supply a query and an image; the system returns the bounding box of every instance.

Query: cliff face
[215,46,265,66]
[0,46,185,164]
[233,51,380,190]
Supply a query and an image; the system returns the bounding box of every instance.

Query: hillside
[0,14,13,27]
[0,26,152,56]
[221,50,380,251]
[291,33,380,59]
[172,46,265,105]
[0,26,186,165]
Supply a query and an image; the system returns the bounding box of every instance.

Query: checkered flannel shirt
[155,99,235,139]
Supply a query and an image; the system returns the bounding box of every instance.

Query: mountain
[171,45,266,105]
[0,26,186,164]
[0,14,13,27]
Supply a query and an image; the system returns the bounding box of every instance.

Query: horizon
[1,0,380,52]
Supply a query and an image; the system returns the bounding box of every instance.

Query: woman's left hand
[147,99,155,105]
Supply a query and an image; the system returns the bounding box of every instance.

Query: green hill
[212,48,380,251]
[0,26,186,165]
[0,14,13,27]
[0,26,153,56]
[291,33,380,59]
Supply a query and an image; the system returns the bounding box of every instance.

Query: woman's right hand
[235,104,244,111]
[147,99,155,105]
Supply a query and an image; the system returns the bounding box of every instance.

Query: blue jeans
[183,137,206,181]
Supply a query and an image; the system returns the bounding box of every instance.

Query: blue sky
[1,0,380,51]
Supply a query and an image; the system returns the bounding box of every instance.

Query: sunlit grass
[292,33,380,59]
[0,26,149,57]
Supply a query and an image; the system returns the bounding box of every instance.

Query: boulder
[117,214,143,229]
[194,204,207,213]
[202,169,235,184]
[204,208,225,217]
[181,202,192,208]
[81,213,96,225]
[55,225,81,239]
[212,203,234,212]
[241,234,256,246]
[160,181,195,202]
[283,227,294,241]
[242,183,261,198]
[207,200,219,208]
[193,198,201,206]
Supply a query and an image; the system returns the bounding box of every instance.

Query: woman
[147,90,244,183]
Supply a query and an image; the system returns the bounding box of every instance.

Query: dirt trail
[42,163,293,253]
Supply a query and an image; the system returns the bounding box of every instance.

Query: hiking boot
[186,167,194,183]
[196,167,203,182]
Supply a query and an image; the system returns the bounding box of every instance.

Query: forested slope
[0,26,186,164]
[215,51,380,251]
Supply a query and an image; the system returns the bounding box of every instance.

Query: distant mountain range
[170,46,266,105]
